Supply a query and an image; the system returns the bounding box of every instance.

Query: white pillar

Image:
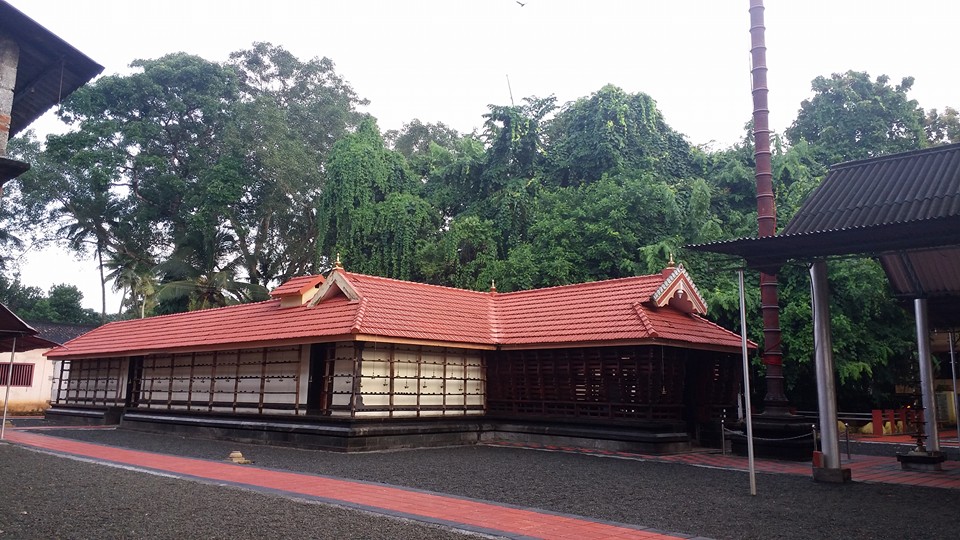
[810,261,840,468]
[915,298,940,452]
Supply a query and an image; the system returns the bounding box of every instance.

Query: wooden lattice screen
[134,346,305,414]
[487,346,736,424]
[56,358,127,407]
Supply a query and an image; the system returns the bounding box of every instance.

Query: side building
[1,321,95,413]
[46,262,751,452]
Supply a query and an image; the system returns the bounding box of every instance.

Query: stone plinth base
[812,466,852,483]
[896,451,946,472]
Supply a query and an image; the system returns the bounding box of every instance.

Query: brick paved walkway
[2,430,702,540]
[488,440,960,490]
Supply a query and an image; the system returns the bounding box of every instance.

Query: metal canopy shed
[0,0,103,185]
[692,142,960,473]
[0,302,57,438]
[0,0,103,138]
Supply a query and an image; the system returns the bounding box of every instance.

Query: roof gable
[307,270,361,305]
[649,264,707,315]
[270,274,326,308]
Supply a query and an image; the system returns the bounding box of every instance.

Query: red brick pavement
[487,440,960,490]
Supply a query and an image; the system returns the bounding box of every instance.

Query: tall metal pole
[1,337,17,440]
[949,331,959,445]
[749,0,788,414]
[738,270,757,495]
[915,299,939,451]
[810,261,840,468]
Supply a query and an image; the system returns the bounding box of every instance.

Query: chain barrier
[721,425,814,442]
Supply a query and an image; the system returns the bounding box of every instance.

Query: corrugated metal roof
[48,270,749,359]
[0,302,36,338]
[1,0,104,137]
[26,321,97,345]
[784,143,960,235]
[691,143,960,328]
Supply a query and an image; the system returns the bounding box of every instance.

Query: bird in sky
[516,1,526,6]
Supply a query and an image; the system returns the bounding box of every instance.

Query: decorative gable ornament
[308,270,361,306]
[649,264,707,315]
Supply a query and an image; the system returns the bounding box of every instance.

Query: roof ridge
[350,296,368,333]
[830,142,960,170]
[632,302,658,338]
[496,274,661,297]
[487,295,501,342]
[346,272,491,297]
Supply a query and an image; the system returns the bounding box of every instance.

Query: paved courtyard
[2,422,960,539]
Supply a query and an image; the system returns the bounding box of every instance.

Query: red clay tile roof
[269,274,325,297]
[48,269,750,359]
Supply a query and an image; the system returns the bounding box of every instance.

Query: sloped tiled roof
[48,269,749,359]
[494,274,743,348]
[269,274,325,297]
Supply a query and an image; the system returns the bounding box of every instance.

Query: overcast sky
[10,0,960,310]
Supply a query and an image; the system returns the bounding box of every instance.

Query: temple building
[46,261,750,452]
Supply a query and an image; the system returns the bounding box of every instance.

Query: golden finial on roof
[668,253,675,266]
[490,279,497,293]
[334,253,343,270]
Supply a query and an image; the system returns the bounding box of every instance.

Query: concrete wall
[0,348,57,413]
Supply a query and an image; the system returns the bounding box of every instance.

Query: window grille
[0,363,34,387]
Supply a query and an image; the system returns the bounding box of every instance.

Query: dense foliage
[1,52,955,409]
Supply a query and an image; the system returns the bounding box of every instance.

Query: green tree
[227,43,368,285]
[521,174,681,288]
[417,216,499,290]
[543,84,699,187]
[0,133,50,269]
[386,119,460,158]
[786,71,926,165]
[156,228,266,312]
[924,106,960,145]
[0,277,99,325]
[317,117,438,278]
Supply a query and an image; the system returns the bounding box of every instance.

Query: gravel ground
[5,422,960,540]
[0,444,471,540]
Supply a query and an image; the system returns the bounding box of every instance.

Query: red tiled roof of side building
[493,275,747,350]
[48,270,751,359]
[343,272,496,345]
[46,298,362,359]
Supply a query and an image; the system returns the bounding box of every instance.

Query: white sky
[9,0,960,311]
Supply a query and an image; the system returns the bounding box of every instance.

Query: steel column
[738,269,757,495]
[914,298,940,451]
[810,261,840,469]
[950,331,959,444]
[1,337,16,440]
